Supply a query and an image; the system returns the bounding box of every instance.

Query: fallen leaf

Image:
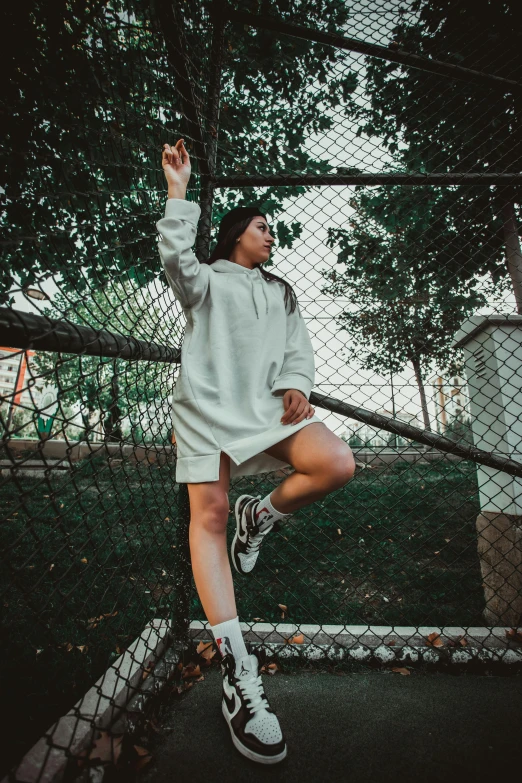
[261,662,280,675]
[86,611,118,630]
[196,641,216,662]
[386,639,396,646]
[289,633,304,644]
[391,667,411,675]
[80,558,88,564]
[252,617,264,621]
[133,745,153,770]
[278,604,287,612]
[49,563,55,571]
[337,528,342,535]
[182,663,201,679]
[506,628,522,644]
[142,664,154,680]
[78,731,123,767]
[426,632,444,647]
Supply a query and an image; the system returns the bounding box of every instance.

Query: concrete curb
[188,621,522,667]
[2,620,171,783]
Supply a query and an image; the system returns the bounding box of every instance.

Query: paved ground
[139,665,522,782]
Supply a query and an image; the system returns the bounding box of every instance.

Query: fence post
[453,315,522,625]
[195,0,226,262]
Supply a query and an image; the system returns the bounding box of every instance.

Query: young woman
[158,138,355,765]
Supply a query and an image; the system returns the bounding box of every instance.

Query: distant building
[428,373,468,433]
[0,347,42,410]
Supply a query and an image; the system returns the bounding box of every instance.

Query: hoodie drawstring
[250,271,269,319]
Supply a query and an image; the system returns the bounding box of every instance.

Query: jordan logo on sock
[216,635,233,657]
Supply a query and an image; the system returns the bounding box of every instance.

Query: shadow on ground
[138,665,522,782]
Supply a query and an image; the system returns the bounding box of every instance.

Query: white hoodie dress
[156,197,323,483]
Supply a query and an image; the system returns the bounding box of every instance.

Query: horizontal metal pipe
[227,9,520,92]
[310,391,522,479]
[214,173,522,187]
[2,308,520,478]
[0,308,180,364]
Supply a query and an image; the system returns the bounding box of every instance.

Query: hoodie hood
[209,258,269,319]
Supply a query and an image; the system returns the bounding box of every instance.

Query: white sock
[254,491,292,532]
[210,616,248,662]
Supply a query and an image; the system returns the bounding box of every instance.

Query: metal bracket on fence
[226,7,521,92]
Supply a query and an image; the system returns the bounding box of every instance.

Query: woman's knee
[189,492,230,534]
[322,445,356,489]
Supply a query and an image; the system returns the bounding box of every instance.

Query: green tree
[32,279,177,442]
[1,0,358,304]
[359,0,522,310]
[321,185,493,429]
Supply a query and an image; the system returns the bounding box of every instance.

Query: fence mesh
[1,0,522,778]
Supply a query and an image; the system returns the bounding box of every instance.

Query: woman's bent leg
[187,451,235,626]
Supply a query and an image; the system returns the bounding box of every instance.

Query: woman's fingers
[292,402,309,424]
[282,400,308,425]
[176,138,189,163]
[162,139,188,166]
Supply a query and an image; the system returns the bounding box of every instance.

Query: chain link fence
[1,0,522,779]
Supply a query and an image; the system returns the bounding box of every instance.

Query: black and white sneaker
[220,648,287,764]
[231,494,275,575]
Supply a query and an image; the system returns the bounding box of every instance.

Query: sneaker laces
[246,500,273,554]
[236,671,268,714]
[246,526,273,556]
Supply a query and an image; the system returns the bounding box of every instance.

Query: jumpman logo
[239,661,250,677]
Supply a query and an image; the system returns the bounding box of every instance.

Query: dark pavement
[138,665,522,782]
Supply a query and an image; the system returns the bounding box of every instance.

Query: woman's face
[238,216,275,264]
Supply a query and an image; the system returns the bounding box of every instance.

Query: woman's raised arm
[162,138,191,200]
[157,138,210,309]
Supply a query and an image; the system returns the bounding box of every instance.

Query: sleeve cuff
[271,373,313,401]
[164,198,201,224]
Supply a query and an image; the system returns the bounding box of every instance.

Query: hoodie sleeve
[156,198,210,310]
[271,300,315,400]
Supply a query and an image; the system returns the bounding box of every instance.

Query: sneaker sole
[222,700,288,764]
[231,494,257,575]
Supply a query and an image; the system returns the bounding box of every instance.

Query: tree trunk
[104,361,122,442]
[411,356,431,431]
[501,199,522,315]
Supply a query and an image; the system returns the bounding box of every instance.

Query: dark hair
[205,215,298,314]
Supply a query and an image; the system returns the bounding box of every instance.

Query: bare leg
[264,422,356,515]
[187,451,235,626]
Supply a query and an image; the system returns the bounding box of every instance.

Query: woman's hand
[280,389,315,425]
[162,138,191,198]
